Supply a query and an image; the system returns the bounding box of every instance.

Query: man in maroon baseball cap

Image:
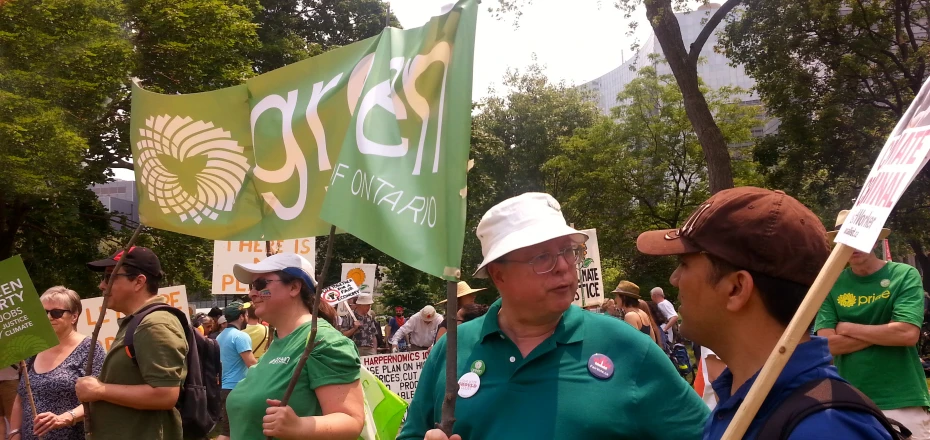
[77,246,188,439]
[637,187,894,439]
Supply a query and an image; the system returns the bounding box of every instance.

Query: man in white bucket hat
[400,193,708,440]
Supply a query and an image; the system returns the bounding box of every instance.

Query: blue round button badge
[587,353,614,380]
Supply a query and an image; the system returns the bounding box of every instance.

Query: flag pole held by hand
[437,279,459,436]
[20,360,42,439]
[83,223,145,436]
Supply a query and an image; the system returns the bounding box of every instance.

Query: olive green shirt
[90,296,188,440]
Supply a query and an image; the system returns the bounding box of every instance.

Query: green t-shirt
[90,296,189,440]
[226,319,361,439]
[814,262,930,410]
[399,299,710,439]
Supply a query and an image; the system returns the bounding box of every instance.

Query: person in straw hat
[435,281,486,341]
[815,210,930,438]
[403,193,708,440]
[637,187,893,439]
[613,280,662,346]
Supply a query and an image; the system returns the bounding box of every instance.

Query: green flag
[0,256,59,366]
[130,0,478,278]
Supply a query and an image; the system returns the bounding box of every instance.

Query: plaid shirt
[339,310,380,348]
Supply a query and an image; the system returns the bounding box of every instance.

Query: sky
[113,0,653,181]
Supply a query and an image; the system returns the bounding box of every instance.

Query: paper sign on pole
[341,263,377,296]
[836,78,930,251]
[573,229,604,308]
[77,285,189,351]
[212,239,315,295]
[0,256,59,367]
[322,279,361,306]
[361,350,430,402]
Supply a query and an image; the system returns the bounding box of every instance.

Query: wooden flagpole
[438,279,458,435]
[721,243,853,439]
[83,223,145,436]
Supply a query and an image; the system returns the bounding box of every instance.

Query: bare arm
[76,376,179,410]
[11,394,22,432]
[663,315,678,332]
[435,327,447,341]
[836,321,920,347]
[268,381,365,440]
[817,328,873,355]
[240,350,258,368]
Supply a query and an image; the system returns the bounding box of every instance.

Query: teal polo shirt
[399,299,709,439]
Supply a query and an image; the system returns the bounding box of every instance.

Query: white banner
[573,229,604,308]
[341,263,378,296]
[212,239,316,295]
[361,350,430,402]
[322,279,361,306]
[836,77,930,251]
[77,285,189,351]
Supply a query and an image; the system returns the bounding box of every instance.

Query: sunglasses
[248,279,284,292]
[46,309,71,319]
[102,272,134,284]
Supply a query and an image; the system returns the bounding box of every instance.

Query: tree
[545,64,760,299]
[721,0,930,285]
[494,0,744,193]
[0,0,133,293]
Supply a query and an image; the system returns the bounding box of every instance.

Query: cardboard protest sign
[573,229,604,308]
[0,256,59,367]
[342,263,378,296]
[322,279,362,306]
[836,79,930,251]
[77,285,188,351]
[131,0,479,280]
[361,350,430,402]
[212,239,315,295]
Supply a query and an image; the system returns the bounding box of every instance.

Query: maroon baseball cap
[86,246,165,279]
[636,187,830,286]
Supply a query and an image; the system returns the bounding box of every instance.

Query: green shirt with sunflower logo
[815,262,930,410]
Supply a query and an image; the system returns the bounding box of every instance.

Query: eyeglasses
[46,309,70,319]
[498,246,582,275]
[249,279,284,292]
[102,272,134,284]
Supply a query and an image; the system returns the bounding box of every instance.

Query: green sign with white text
[0,256,59,367]
[131,0,478,279]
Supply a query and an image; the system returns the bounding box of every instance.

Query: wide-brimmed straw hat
[612,280,641,299]
[437,281,486,305]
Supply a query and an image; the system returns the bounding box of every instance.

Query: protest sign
[0,256,59,367]
[212,238,315,295]
[723,76,930,440]
[77,285,188,351]
[361,350,430,402]
[573,229,604,308]
[322,279,362,306]
[342,263,378,296]
[131,0,478,280]
[835,79,930,251]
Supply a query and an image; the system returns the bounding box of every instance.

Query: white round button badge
[458,372,481,398]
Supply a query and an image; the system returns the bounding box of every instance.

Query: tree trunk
[644,0,735,194]
[908,239,930,292]
[0,202,30,260]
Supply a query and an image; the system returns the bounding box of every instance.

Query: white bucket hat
[233,253,317,289]
[473,193,588,278]
[356,293,374,305]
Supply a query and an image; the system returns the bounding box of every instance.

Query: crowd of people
[0,187,928,439]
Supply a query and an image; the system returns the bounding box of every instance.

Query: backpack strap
[124,303,194,365]
[757,378,909,440]
[254,325,269,352]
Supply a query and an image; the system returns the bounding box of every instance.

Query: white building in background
[90,180,139,229]
[581,3,769,134]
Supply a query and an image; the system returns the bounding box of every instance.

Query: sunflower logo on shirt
[837,293,857,308]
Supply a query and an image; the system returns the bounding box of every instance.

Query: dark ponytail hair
[276,270,337,326]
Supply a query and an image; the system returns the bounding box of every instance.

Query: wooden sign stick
[20,360,42,439]
[721,243,853,439]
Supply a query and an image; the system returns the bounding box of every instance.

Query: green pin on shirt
[471,360,486,376]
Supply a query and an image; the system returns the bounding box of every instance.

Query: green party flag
[359,366,408,440]
[0,256,59,366]
[130,0,478,278]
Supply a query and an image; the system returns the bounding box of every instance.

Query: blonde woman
[10,287,105,440]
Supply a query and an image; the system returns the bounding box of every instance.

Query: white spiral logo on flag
[136,115,250,224]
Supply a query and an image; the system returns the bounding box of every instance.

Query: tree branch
[688,0,743,67]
